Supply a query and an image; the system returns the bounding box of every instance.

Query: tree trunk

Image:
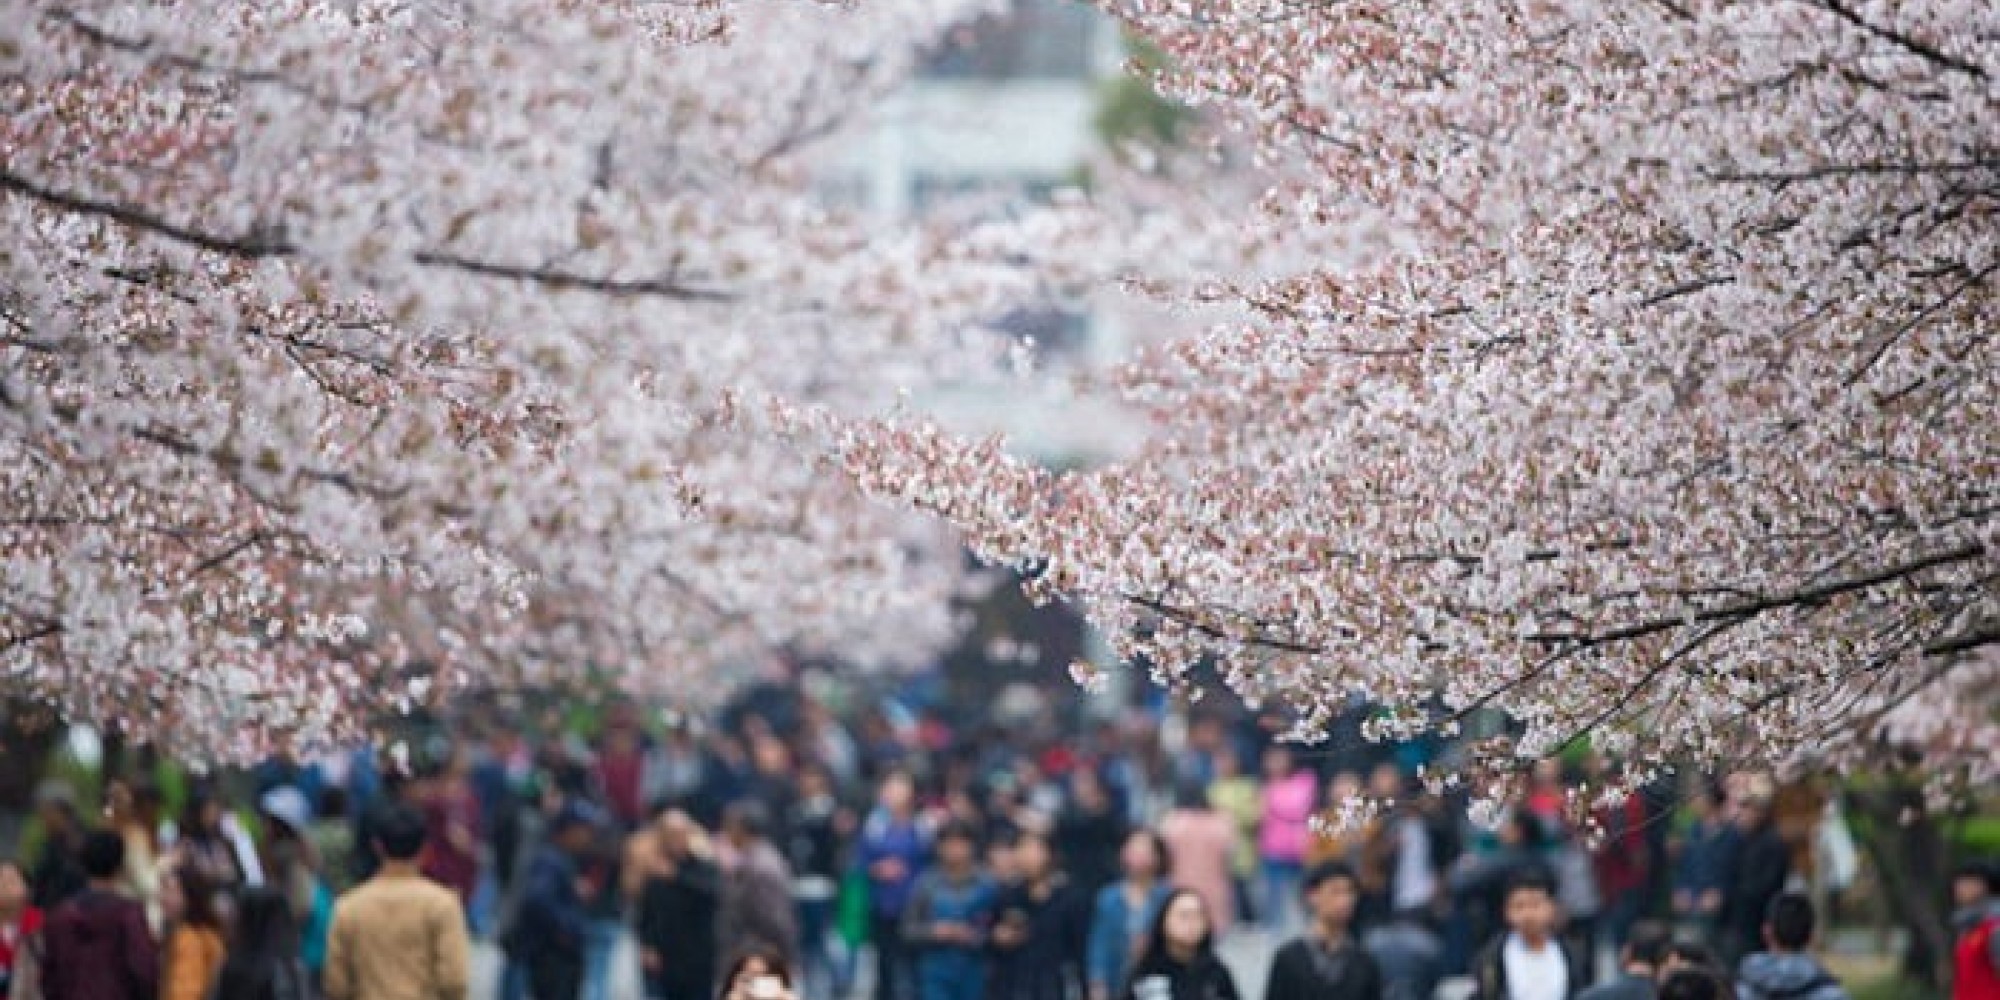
[1847,782,1955,990]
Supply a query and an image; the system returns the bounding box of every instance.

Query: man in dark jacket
[635,810,721,1000]
[1720,798,1790,970]
[1471,870,1580,1000]
[30,786,87,911]
[507,803,601,1000]
[1577,921,1670,1000]
[1266,861,1385,1000]
[1735,894,1847,1000]
[718,800,798,965]
[41,829,158,1000]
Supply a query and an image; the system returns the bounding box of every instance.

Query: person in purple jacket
[858,772,931,1000]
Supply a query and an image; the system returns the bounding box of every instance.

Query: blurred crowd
[0,672,1995,1000]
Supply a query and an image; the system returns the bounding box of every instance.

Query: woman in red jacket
[0,859,45,998]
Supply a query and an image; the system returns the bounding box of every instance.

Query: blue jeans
[797,896,845,999]
[582,917,623,1000]
[500,959,528,1000]
[1260,859,1304,934]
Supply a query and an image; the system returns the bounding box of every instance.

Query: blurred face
[1121,833,1160,880]
[880,775,914,815]
[1327,772,1361,806]
[1954,875,1992,910]
[657,811,693,854]
[938,835,976,869]
[1213,749,1238,779]
[0,864,27,911]
[1162,894,1208,950]
[1505,888,1557,940]
[159,871,186,922]
[1262,747,1291,779]
[1015,837,1052,880]
[729,957,778,995]
[1368,764,1401,801]
[1308,875,1359,929]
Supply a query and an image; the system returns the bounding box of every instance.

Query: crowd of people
[0,672,1993,1000]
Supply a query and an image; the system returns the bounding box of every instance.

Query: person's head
[1368,762,1404,802]
[1623,920,1671,974]
[1763,893,1815,953]
[721,946,794,999]
[936,821,980,870]
[1173,779,1211,812]
[1071,766,1109,810]
[183,788,225,836]
[550,802,601,854]
[1326,770,1362,806]
[1147,888,1213,960]
[161,865,222,929]
[1662,940,1718,979]
[229,886,299,957]
[1657,968,1735,1000]
[80,828,127,881]
[723,800,770,847]
[1502,870,1559,943]
[1499,811,1544,850]
[1735,795,1771,830]
[1212,746,1240,779]
[35,783,78,833]
[797,764,831,799]
[1013,830,1056,882]
[0,860,27,912]
[878,771,915,817]
[1261,745,1293,780]
[1303,860,1360,933]
[1120,829,1170,882]
[1953,860,1998,910]
[372,801,429,863]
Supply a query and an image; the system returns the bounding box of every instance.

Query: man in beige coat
[324,802,471,1000]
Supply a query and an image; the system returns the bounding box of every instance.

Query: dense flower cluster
[1,0,1016,754]
[843,0,1998,787]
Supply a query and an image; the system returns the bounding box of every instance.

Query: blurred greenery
[1092,34,1191,151]
[1849,973,1940,1000]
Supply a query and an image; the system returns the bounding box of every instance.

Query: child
[1265,860,1384,1000]
[1953,860,1999,1000]
[1472,871,1578,1000]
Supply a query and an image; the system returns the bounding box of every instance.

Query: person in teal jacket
[1087,831,1173,1000]
[904,823,997,1000]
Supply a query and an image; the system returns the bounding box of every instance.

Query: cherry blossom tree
[841,0,1999,794]
[0,0,1023,755]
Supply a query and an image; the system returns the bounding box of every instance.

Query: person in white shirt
[1472,870,1578,1000]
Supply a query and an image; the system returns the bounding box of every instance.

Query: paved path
[471,928,1472,999]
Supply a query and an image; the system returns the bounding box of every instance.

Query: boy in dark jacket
[1735,894,1847,1000]
[1265,860,1384,1000]
[41,830,158,1000]
[1472,870,1580,1000]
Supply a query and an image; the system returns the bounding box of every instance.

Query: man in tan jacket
[324,801,471,1000]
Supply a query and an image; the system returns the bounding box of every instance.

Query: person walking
[989,830,1086,1000]
[859,772,930,1000]
[633,811,720,1000]
[1469,871,1580,1000]
[507,803,601,1000]
[784,765,850,1000]
[160,867,228,1000]
[322,802,471,1000]
[903,823,996,1000]
[29,786,86,912]
[1159,783,1239,939]
[1205,749,1261,928]
[1735,894,1847,1000]
[1087,831,1173,1000]
[211,888,311,1000]
[1120,889,1240,1000]
[1719,797,1789,971]
[1951,860,2000,1000]
[718,801,799,967]
[1264,861,1384,1000]
[1258,748,1317,935]
[0,858,45,1000]
[41,830,159,1000]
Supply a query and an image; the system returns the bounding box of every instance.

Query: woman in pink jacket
[1159,783,1239,937]
[1256,747,1317,935]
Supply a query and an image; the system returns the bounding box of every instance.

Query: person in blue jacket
[904,823,997,1000]
[858,772,931,1000]
[1088,830,1174,1000]
[505,803,603,1000]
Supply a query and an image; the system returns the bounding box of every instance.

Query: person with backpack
[40,830,159,1000]
[1735,894,1847,1000]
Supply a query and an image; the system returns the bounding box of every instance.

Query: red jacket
[1958,909,2000,1000]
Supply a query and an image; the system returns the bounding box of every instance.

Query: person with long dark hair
[718,947,797,1000]
[1121,889,1239,1000]
[173,789,245,897]
[161,867,227,1000]
[211,888,310,1000]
